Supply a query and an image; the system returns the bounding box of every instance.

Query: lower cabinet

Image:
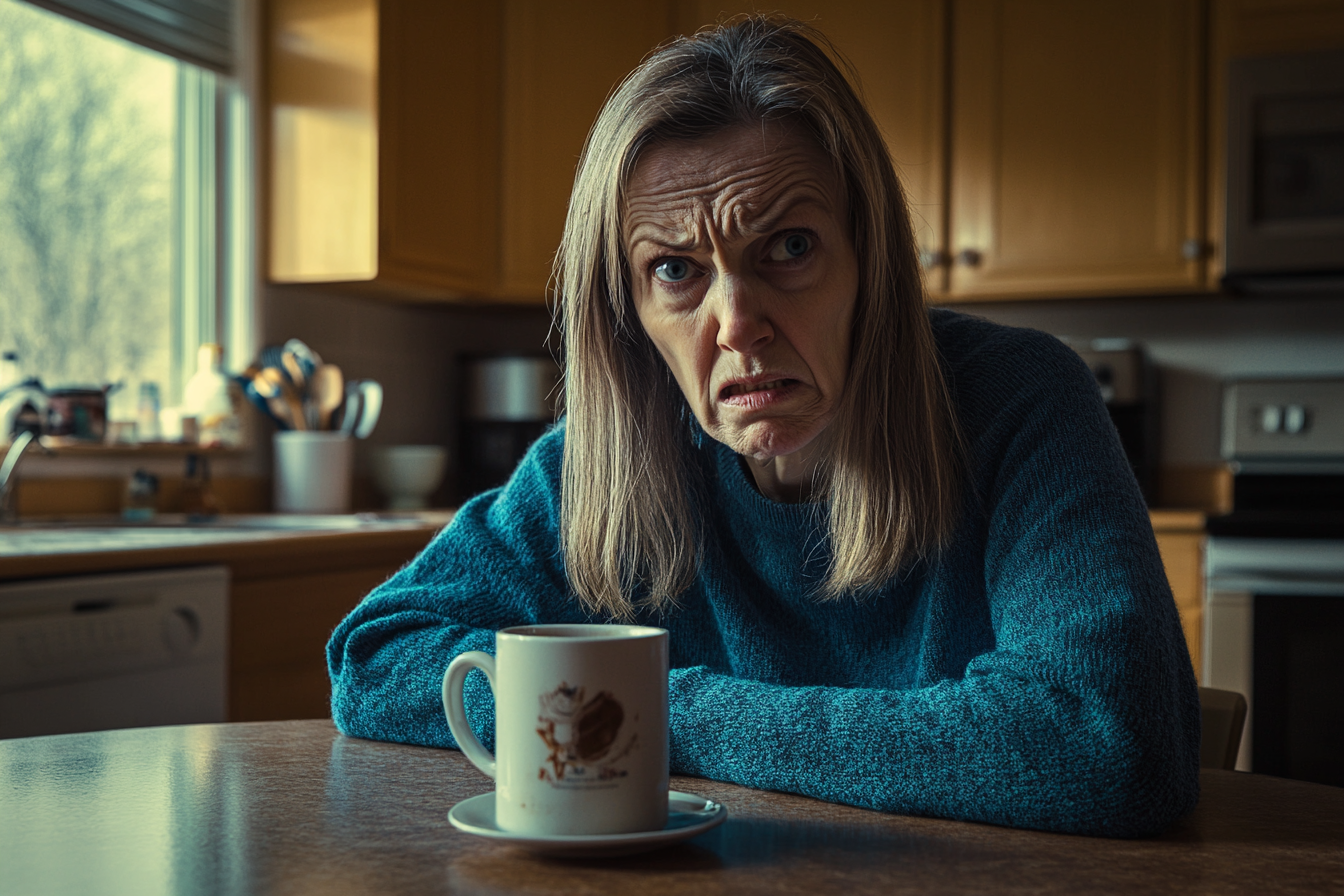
[1152,512,1206,682]
[228,534,435,721]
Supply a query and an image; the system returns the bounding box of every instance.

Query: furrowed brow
[626,224,701,255]
[738,185,831,236]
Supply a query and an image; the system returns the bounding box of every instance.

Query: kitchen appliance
[1224,49,1344,292]
[45,385,119,442]
[0,566,229,738]
[1070,339,1160,503]
[1204,378,1344,785]
[458,355,559,500]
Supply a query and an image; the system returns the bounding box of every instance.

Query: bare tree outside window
[0,0,174,393]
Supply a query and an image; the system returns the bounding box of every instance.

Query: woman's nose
[711,274,773,355]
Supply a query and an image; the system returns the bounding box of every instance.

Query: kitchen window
[0,0,252,420]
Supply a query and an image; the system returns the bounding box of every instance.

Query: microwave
[1224,49,1344,293]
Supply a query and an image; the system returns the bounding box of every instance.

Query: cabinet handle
[954,249,983,268]
[1182,239,1206,261]
[919,249,948,270]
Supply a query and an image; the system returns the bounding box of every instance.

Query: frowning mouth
[722,378,790,397]
[718,377,800,405]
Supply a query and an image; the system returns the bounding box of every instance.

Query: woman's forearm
[667,660,1198,838]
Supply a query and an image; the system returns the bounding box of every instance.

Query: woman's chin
[717,419,830,463]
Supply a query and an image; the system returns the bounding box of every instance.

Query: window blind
[22,0,233,73]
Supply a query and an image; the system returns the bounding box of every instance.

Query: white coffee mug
[441,624,669,836]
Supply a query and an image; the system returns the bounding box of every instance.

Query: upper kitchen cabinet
[946,0,1207,300]
[495,1,680,300]
[679,1,949,292]
[268,0,503,299]
[267,0,681,303]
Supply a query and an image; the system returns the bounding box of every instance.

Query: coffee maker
[1070,339,1160,504]
[457,355,560,501]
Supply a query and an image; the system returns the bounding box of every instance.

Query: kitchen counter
[0,512,452,582]
[0,513,452,723]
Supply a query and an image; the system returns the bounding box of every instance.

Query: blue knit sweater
[327,310,1201,837]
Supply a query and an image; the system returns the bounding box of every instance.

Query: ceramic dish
[447,789,727,857]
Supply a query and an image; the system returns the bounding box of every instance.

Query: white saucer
[447,790,727,857]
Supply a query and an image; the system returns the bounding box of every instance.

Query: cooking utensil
[339,381,362,435]
[354,380,382,439]
[281,351,306,392]
[255,367,306,431]
[284,339,323,381]
[259,344,286,374]
[241,378,282,428]
[309,364,345,431]
[337,379,382,438]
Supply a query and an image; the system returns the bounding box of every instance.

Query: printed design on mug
[536,682,637,785]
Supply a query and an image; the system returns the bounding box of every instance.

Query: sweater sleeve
[326,425,586,750]
[664,327,1201,838]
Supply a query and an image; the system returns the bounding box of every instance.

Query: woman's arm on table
[326,426,579,750]
[664,326,1201,838]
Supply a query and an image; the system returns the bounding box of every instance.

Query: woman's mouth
[718,378,800,409]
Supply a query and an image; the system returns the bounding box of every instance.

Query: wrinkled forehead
[620,121,845,248]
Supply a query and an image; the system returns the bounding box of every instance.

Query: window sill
[39,439,248,458]
[4,438,249,458]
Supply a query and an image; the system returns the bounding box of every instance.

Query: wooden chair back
[1199,686,1248,770]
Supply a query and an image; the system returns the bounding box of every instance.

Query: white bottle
[183,344,239,447]
[0,352,20,393]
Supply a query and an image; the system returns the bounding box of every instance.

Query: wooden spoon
[309,364,345,431]
[256,367,306,430]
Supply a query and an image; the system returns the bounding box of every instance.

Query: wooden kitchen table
[1,720,1341,895]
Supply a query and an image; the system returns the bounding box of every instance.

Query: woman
[328,16,1200,837]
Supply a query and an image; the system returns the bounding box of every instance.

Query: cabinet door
[948,0,1206,299]
[230,566,399,721]
[269,0,504,300]
[1154,530,1205,682]
[680,1,949,293]
[494,1,680,300]
[378,1,503,297]
[269,0,379,283]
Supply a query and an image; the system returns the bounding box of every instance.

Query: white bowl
[371,445,448,510]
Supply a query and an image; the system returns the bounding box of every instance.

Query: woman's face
[624,123,859,468]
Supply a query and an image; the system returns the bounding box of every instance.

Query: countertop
[0,512,452,582]
[2,719,1342,895]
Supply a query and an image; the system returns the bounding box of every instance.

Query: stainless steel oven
[1205,379,1344,785]
[1224,49,1344,292]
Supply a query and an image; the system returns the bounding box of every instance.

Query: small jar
[122,469,159,522]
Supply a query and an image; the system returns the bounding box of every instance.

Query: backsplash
[261,284,554,504]
[949,293,1344,467]
[262,284,1344,506]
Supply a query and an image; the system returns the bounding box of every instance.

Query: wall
[261,284,554,505]
[949,293,1344,466]
[262,285,1344,506]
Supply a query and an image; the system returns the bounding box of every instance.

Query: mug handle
[441,651,497,778]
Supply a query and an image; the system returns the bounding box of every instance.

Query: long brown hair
[556,16,961,618]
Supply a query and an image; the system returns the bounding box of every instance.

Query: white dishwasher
[0,566,228,739]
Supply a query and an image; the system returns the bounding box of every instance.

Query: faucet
[0,431,53,523]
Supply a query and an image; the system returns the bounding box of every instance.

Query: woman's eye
[653,258,692,283]
[769,232,812,262]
